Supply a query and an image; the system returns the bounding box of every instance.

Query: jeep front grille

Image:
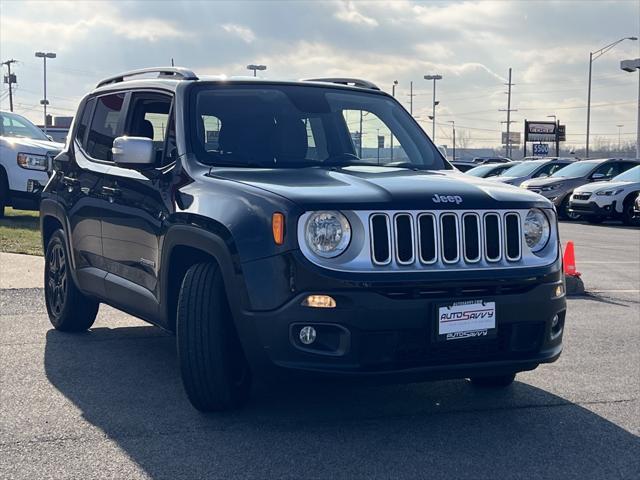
[572,193,591,201]
[297,209,557,273]
[370,210,522,268]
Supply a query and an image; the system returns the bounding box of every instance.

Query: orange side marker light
[272,213,285,245]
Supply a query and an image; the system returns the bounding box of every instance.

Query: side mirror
[47,135,54,142]
[112,136,154,168]
[537,173,549,178]
[591,173,606,181]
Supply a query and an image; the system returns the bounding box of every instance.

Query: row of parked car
[454,156,640,225]
[1,108,638,226]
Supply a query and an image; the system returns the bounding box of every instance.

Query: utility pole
[499,67,517,158]
[391,80,398,161]
[359,110,363,158]
[424,74,442,142]
[2,59,17,112]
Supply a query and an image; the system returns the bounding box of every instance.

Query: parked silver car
[488,158,574,187]
[521,158,640,220]
[465,161,521,178]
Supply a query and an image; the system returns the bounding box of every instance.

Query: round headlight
[304,211,351,258]
[523,208,550,253]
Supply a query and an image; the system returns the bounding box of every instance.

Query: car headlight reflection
[304,211,351,258]
[17,153,48,171]
[596,189,623,196]
[523,208,551,253]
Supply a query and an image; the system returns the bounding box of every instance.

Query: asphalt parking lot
[1,222,638,480]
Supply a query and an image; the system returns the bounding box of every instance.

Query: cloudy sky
[1,0,638,149]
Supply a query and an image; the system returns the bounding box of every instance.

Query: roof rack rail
[302,77,380,90]
[96,67,198,88]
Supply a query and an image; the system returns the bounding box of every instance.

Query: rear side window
[85,93,125,161]
[75,98,95,148]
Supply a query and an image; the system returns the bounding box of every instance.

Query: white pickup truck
[0,110,64,217]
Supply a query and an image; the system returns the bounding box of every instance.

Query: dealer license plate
[437,300,496,341]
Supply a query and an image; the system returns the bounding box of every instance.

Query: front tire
[622,200,640,226]
[559,196,581,221]
[470,373,516,388]
[45,230,99,331]
[0,167,8,219]
[177,262,251,412]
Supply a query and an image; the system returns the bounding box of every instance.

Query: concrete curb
[0,252,44,289]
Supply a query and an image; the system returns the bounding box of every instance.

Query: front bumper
[7,188,42,211]
[569,199,615,217]
[237,267,566,382]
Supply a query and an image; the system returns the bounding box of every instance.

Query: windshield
[188,84,445,169]
[611,165,640,182]
[466,164,499,177]
[551,161,598,178]
[0,112,49,141]
[501,161,545,177]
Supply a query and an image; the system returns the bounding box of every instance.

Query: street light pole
[448,120,456,161]
[586,37,637,158]
[621,58,640,158]
[246,64,266,77]
[424,74,442,143]
[35,51,56,134]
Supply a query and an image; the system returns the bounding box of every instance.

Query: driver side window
[124,92,173,166]
[592,163,619,179]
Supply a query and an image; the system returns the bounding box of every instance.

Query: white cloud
[221,23,256,43]
[334,1,379,27]
[1,13,185,50]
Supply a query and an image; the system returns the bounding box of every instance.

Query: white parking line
[589,289,640,293]
[579,261,640,264]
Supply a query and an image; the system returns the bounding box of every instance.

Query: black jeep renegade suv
[40,67,566,411]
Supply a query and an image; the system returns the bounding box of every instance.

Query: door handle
[101,186,121,197]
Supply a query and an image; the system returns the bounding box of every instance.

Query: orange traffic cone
[563,241,580,277]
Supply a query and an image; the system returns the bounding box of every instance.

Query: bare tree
[456,129,472,149]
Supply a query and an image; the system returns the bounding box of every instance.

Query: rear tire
[45,230,99,331]
[177,262,251,412]
[470,373,516,388]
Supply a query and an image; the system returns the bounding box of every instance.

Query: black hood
[209,165,551,210]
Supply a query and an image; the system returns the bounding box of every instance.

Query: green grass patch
[0,208,42,256]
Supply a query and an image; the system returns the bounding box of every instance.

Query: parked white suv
[0,111,64,217]
[569,165,640,225]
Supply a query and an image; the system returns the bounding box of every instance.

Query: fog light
[299,326,317,345]
[553,284,565,298]
[26,179,39,193]
[301,295,336,308]
[551,314,559,329]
